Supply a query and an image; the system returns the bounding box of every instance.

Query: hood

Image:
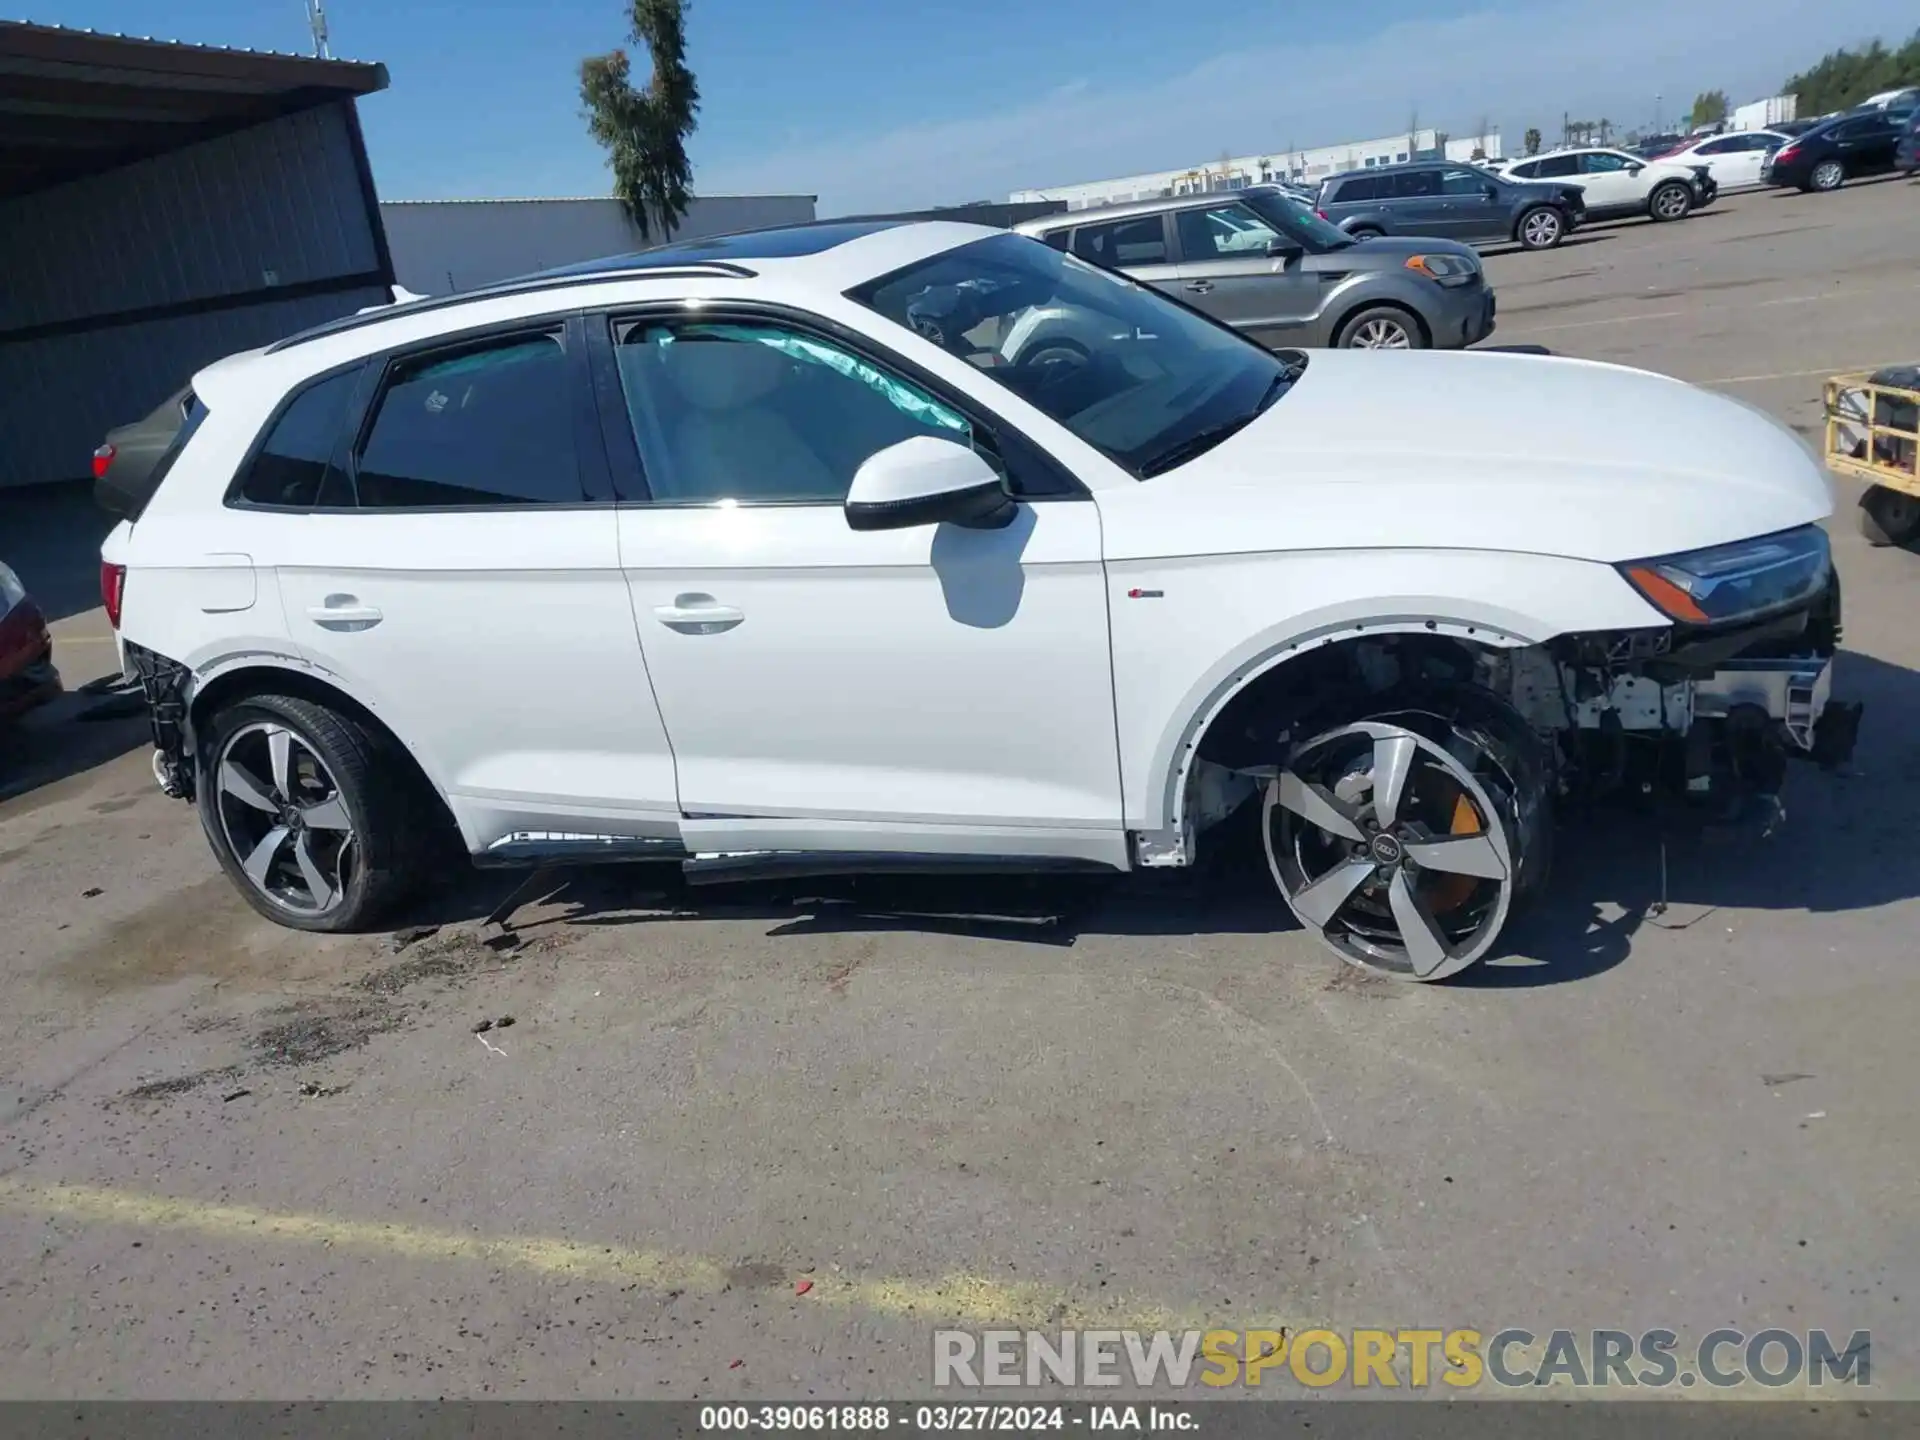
[1098,350,1832,566]
[1336,233,1480,262]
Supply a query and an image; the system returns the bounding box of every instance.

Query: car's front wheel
[197,693,430,932]
[1515,206,1565,249]
[1262,691,1550,981]
[1649,181,1694,221]
[1335,305,1424,349]
[1808,160,1846,192]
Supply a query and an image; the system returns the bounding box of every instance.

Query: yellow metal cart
[1825,367,1920,546]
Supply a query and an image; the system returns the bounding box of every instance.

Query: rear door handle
[1184,280,1214,294]
[653,594,744,634]
[306,597,383,629]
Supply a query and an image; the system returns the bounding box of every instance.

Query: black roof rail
[264,262,758,355]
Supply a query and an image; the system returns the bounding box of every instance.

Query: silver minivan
[1014,187,1496,349]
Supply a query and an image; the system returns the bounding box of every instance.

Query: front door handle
[306,597,383,630]
[653,594,744,634]
[1184,280,1214,294]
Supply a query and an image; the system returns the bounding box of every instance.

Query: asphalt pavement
[1,176,1917,1402]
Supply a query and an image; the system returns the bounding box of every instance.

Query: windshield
[1239,191,1354,250]
[849,232,1299,478]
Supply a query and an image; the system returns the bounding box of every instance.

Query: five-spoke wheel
[1263,707,1546,980]
[214,721,356,916]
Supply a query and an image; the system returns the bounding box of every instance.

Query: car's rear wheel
[1859,485,1920,546]
[1263,692,1550,981]
[1649,181,1693,221]
[1335,306,1424,350]
[1516,206,1564,250]
[1809,160,1845,192]
[1346,226,1384,241]
[197,694,430,932]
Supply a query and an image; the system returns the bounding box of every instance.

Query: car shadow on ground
[0,683,151,809]
[397,645,1920,989]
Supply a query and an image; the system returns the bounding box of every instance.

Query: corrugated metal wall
[380,194,818,296]
[0,101,388,489]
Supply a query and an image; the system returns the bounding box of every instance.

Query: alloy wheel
[1652,186,1690,219]
[214,722,356,915]
[1263,720,1520,980]
[1812,161,1844,191]
[1350,318,1413,349]
[1522,211,1561,247]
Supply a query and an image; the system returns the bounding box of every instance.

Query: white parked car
[101,221,1859,981]
[1501,147,1705,221]
[1652,131,1791,190]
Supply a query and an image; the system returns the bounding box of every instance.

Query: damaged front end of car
[1514,524,1861,825]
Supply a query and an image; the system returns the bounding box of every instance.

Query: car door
[1167,201,1317,343]
[256,320,682,852]
[1382,167,1453,237]
[1435,166,1508,240]
[1838,115,1899,171]
[595,310,1125,865]
[1067,214,1178,294]
[1575,151,1643,210]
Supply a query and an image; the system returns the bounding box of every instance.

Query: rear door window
[1532,154,1580,177]
[1389,169,1441,197]
[353,331,584,509]
[1069,216,1170,267]
[232,369,360,509]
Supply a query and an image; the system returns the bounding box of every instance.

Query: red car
[0,562,61,720]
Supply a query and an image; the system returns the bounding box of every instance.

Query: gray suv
[1318,161,1587,251]
[1012,187,1495,350]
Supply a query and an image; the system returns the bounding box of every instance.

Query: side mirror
[1627,162,1645,174]
[1483,183,1500,198]
[844,435,1017,533]
[1266,238,1305,262]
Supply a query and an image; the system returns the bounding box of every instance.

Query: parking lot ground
[1,179,1919,1401]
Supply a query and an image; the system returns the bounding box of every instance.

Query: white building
[1011,129,1503,210]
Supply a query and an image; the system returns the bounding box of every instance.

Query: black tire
[1859,485,1920,547]
[1809,159,1845,192]
[196,693,433,932]
[1346,226,1385,241]
[1515,206,1565,250]
[1334,305,1426,350]
[1648,181,1693,222]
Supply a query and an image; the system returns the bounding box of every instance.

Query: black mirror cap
[845,477,1017,532]
[1266,238,1306,260]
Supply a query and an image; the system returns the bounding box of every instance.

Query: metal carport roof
[0,19,388,198]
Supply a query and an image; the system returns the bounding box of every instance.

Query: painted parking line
[1701,363,1907,386]
[0,1176,1206,1331]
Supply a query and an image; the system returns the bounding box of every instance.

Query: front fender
[1111,548,1667,833]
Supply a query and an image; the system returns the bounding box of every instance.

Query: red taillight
[92,442,115,480]
[1776,145,1800,163]
[100,562,126,630]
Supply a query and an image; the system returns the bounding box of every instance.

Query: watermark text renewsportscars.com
[932,1328,1872,1391]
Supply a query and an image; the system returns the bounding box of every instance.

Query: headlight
[1620,525,1831,627]
[1404,253,1478,286]
[0,562,25,618]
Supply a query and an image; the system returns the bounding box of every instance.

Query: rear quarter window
[1330,176,1382,202]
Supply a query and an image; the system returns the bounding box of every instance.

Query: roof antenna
[305,0,332,59]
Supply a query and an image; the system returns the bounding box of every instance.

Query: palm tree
[580,0,701,243]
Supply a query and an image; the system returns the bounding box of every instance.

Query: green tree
[1523,127,1542,155]
[580,0,701,243]
[1689,89,1729,127]
[1785,31,1920,114]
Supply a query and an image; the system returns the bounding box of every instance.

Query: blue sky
[18,0,1906,212]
